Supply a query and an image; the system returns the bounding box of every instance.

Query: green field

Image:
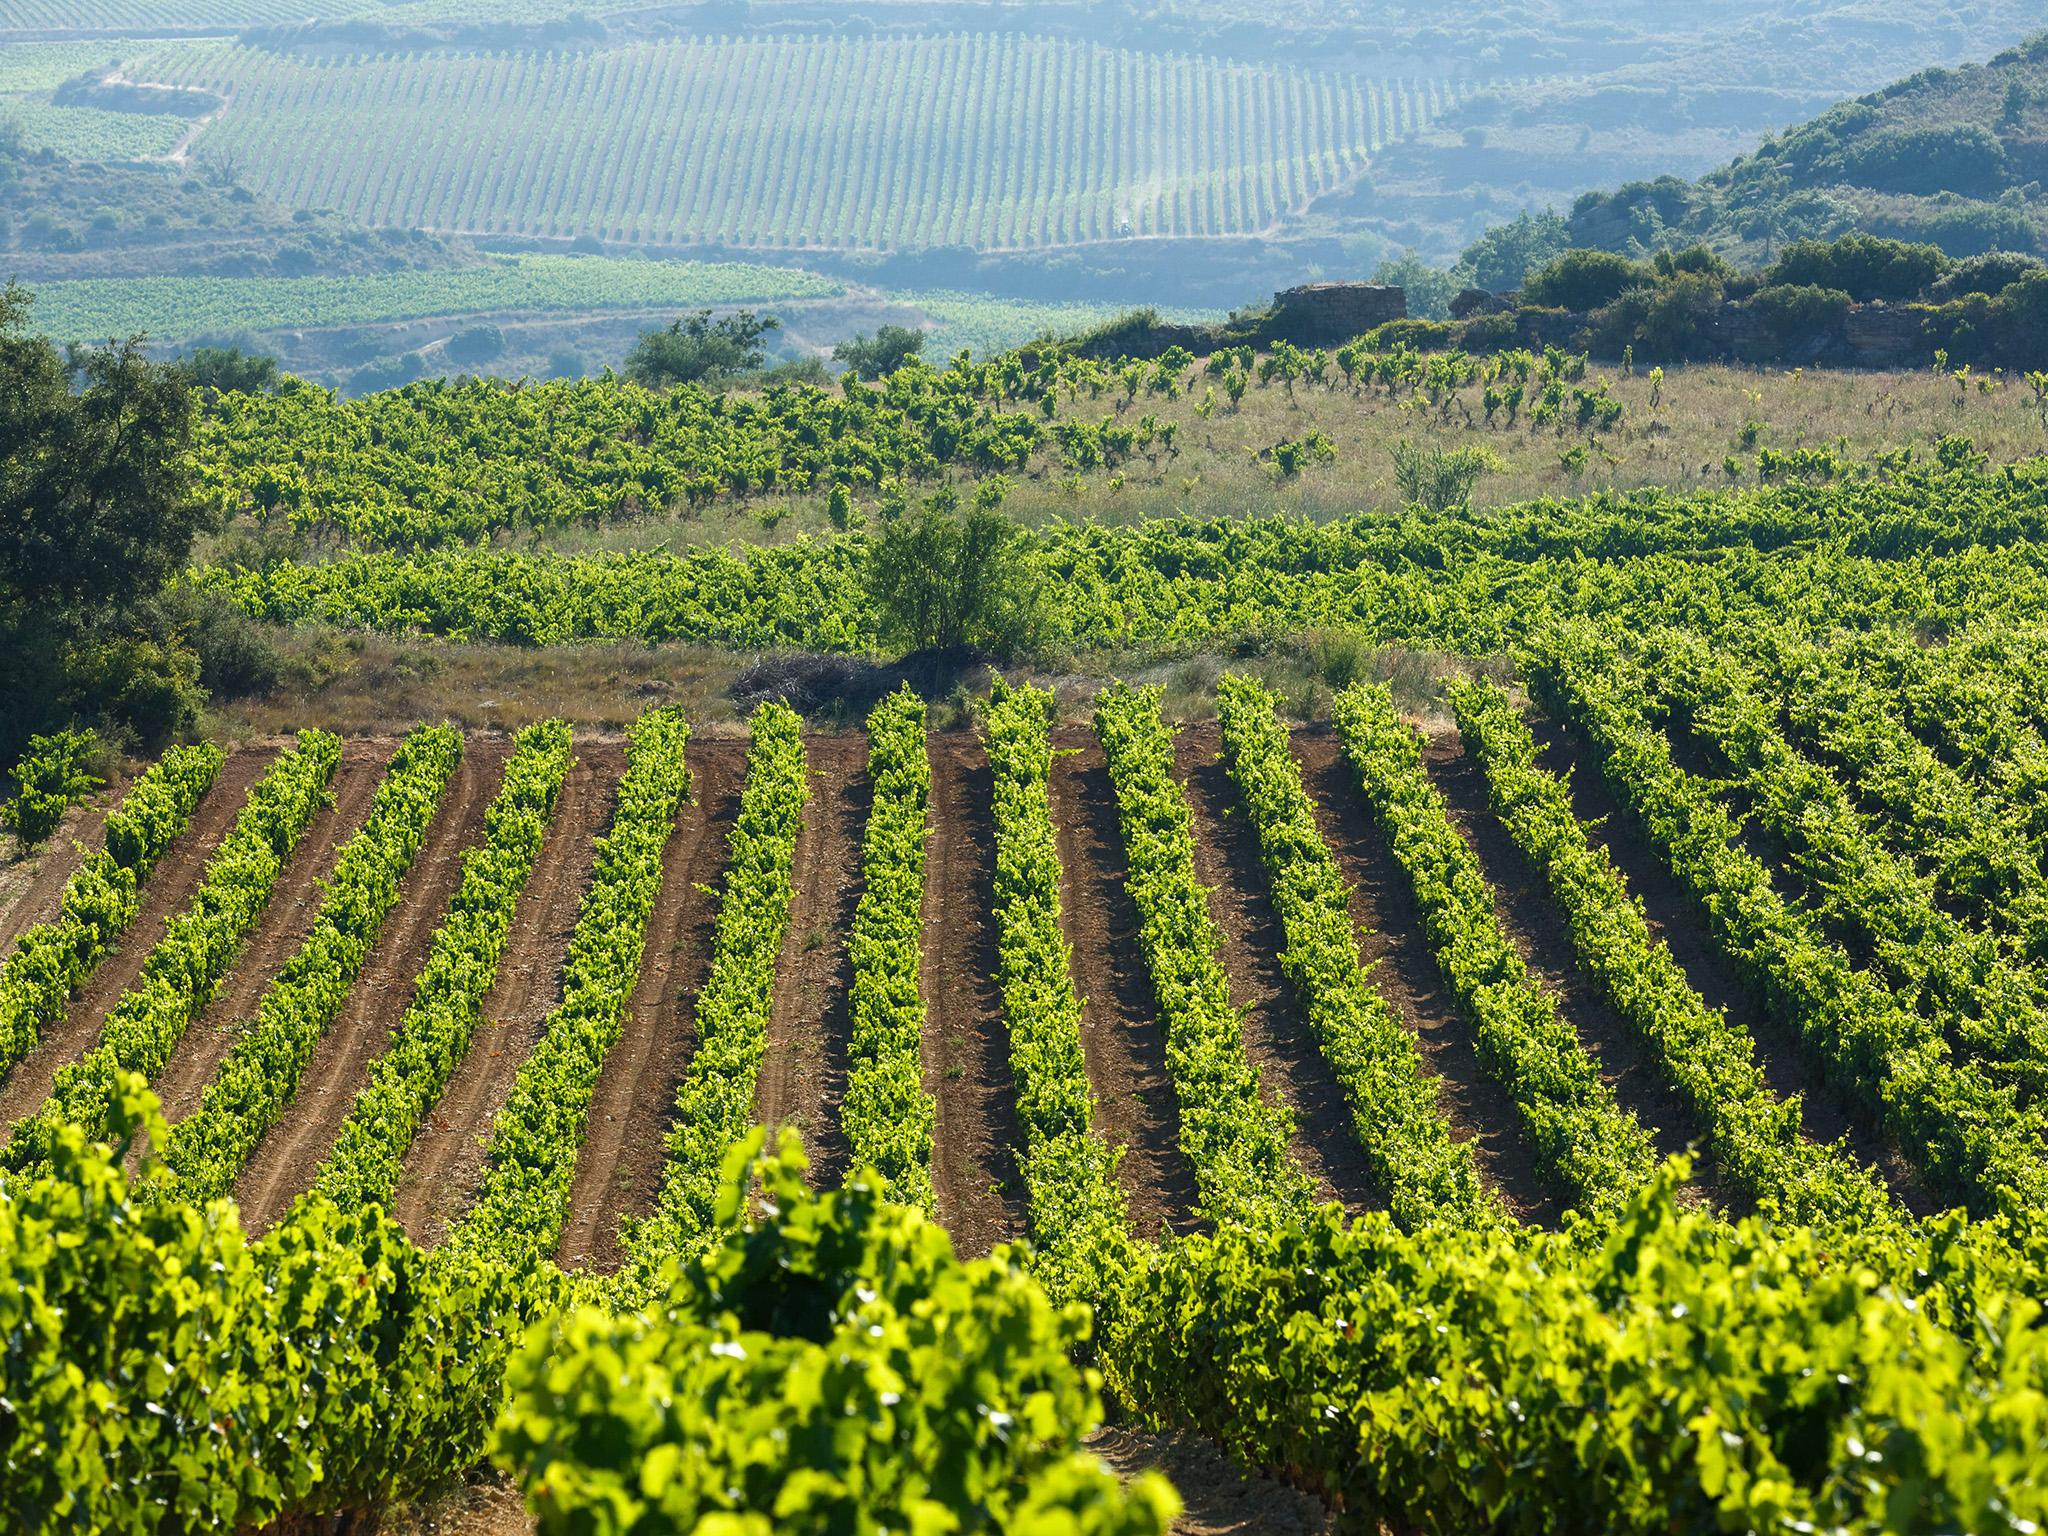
[20,254,844,341]
[135,35,1465,251]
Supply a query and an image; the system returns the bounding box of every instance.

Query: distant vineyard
[23,254,841,342]
[0,0,352,27]
[136,35,1470,250]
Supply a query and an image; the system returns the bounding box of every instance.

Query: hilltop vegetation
[1568,34,2048,263]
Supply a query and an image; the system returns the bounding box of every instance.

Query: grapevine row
[444,707,691,1271]
[1752,630,2048,949]
[625,702,807,1270]
[1447,676,1896,1228]
[308,720,572,1213]
[1330,680,1657,1218]
[1526,625,2048,1217]
[983,677,1131,1304]
[1642,628,2048,1103]
[2,730,338,1175]
[0,741,221,1079]
[1093,682,1310,1225]
[158,725,463,1204]
[838,687,937,1210]
[1214,675,1498,1230]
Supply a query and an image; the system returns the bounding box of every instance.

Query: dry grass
[515,360,2048,554]
[204,630,758,742]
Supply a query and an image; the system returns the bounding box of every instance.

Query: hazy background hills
[3,0,2042,385]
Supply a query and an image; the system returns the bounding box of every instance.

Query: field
[16,300,2048,1528]
[130,36,1465,250]
[23,255,845,342]
[12,606,2048,1526]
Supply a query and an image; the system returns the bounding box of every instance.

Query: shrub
[59,637,204,747]
[1391,439,1496,513]
[1764,233,1950,302]
[1928,252,2045,301]
[1522,249,1652,312]
[445,324,505,365]
[1750,283,1854,343]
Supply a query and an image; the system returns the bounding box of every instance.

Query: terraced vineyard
[133,36,1464,249]
[14,620,2048,1527]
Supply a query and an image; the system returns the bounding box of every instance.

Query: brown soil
[753,733,864,1190]
[232,739,510,1234]
[1290,727,1562,1225]
[1172,724,1381,1216]
[1421,729,1729,1209]
[1087,1426,1336,1536]
[391,740,624,1247]
[919,733,1028,1257]
[1526,716,1941,1215]
[556,735,747,1271]
[138,747,389,1150]
[0,746,278,1131]
[0,768,130,951]
[1049,726,1201,1240]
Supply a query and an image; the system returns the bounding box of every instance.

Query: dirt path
[556,737,747,1271]
[0,747,278,1131]
[1421,730,1728,1208]
[753,734,864,1191]
[1049,727,1201,1241]
[1291,727,1562,1224]
[391,741,623,1247]
[919,733,1027,1258]
[232,740,509,1234]
[1088,1428,1336,1536]
[1173,725,1381,1215]
[140,749,388,1143]
[1526,717,1941,1215]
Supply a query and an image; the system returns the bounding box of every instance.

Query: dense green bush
[1522,248,1652,311]
[1764,232,1951,301]
[1750,282,1854,343]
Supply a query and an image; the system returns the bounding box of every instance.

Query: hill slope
[1566,34,2048,261]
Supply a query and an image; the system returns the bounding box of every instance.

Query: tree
[1,285,212,615]
[1456,212,1569,293]
[1372,251,1457,320]
[179,345,280,394]
[0,284,216,755]
[624,309,780,389]
[865,486,1034,656]
[833,324,925,380]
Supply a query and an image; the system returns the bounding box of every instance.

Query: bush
[1764,233,1950,302]
[59,637,204,748]
[1750,283,1854,343]
[1928,251,2046,301]
[1,728,104,848]
[833,323,925,379]
[1835,124,2011,199]
[445,324,505,365]
[1522,249,1652,312]
[866,490,1036,656]
[1391,439,1496,513]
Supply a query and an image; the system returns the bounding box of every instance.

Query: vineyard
[12,610,2048,1525]
[130,35,1464,250]
[24,255,843,344]
[17,312,2048,1528]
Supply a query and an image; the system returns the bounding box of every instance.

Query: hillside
[1566,33,2048,261]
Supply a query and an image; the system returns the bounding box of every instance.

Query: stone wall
[1264,283,1408,346]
